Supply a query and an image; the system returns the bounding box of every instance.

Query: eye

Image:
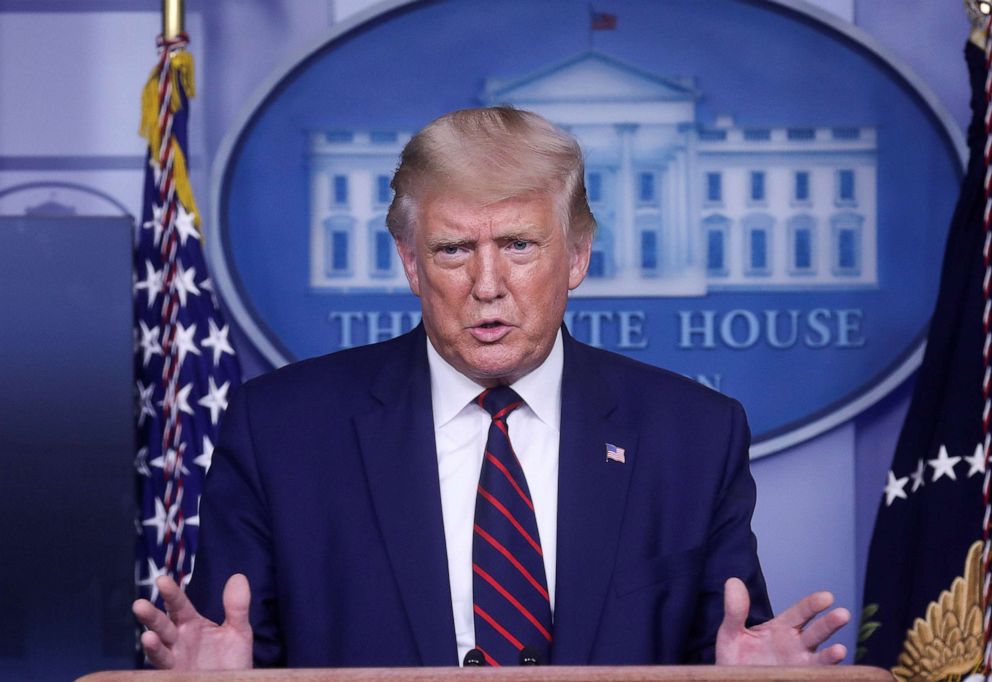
[441,245,461,255]
[510,240,531,251]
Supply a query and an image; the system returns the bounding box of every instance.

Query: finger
[776,590,835,629]
[719,577,750,634]
[132,598,179,647]
[799,607,850,650]
[140,629,176,669]
[221,573,252,634]
[814,642,847,665]
[158,575,201,625]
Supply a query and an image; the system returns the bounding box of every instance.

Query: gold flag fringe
[138,47,202,234]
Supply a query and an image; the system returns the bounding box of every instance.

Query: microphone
[518,646,542,665]
[463,648,485,666]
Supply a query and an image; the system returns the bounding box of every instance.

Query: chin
[462,351,534,384]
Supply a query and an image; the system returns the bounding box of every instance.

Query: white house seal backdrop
[209,0,964,455]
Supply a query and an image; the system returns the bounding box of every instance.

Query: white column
[614,123,638,277]
[663,155,677,272]
[675,148,690,272]
[352,171,370,284]
[683,125,699,271]
[309,164,325,286]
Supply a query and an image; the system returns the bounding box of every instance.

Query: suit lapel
[552,332,637,663]
[352,327,458,665]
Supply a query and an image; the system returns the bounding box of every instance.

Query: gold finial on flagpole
[964,0,991,48]
[163,0,184,39]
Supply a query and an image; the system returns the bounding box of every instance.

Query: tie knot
[476,386,524,420]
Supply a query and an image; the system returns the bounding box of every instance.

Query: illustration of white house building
[307,51,877,296]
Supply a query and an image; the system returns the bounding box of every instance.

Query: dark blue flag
[134,33,241,607]
[859,42,986,679]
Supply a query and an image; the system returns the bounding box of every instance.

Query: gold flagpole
[163,0,184,39]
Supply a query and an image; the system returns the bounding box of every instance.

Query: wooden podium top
[78,666,894,681]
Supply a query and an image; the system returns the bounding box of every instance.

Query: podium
[78,666,894,681]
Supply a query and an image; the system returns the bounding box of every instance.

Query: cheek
[421,270,469,317]
[519,269,569,318]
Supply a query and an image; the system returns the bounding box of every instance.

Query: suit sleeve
[685,399,773,663]
[185,384,286,667]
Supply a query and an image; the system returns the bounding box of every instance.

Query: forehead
[418,193,557,237]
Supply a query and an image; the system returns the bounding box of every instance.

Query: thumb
[720,577,751,634]
[222,573,252,633]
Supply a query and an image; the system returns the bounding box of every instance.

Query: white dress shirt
[427,331,562,665]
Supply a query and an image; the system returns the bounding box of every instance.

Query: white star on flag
[186,497,201,528]
[928,444,961,482]
[173,263,201,307]
[182,556,196,588]
[198,377,230,425]
[150,447,191,476]
[134,260,163,308]
[193,435,214,472]
[200,277,221,308]
[138,321,162,367]
[142,201,165,247]
[137,558,169,603]
[909,458,926,492]
[142,497,170,545]
[173,322,201,367]
[174,205,200,246]
[137,381,156,426]
[964,442,985,477]
[883,470,909,506]
[171,382,196,417]
[147,156,162,190]
[201,319,236,366]
[135,446,151,477]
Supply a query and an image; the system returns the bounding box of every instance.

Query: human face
[397,193,591,386]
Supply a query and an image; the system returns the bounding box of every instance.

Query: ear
[567,232,592,291]
[396,234,421,296]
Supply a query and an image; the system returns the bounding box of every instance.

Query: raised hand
[716,577,850,666]
[132,573,253,670]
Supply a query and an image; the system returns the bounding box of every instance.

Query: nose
[470,245,506,302]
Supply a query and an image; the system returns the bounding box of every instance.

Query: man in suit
[133,106,849,669]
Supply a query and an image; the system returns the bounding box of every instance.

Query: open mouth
[469,320,512,342]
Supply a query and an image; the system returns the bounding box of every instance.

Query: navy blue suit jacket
[186,326,771,667]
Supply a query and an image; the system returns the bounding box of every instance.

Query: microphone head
[463,648,486,666]
[518,646,542,665]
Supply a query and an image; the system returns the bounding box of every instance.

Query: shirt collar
[427,329,564,431]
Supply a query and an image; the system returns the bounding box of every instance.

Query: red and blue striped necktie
[471,386,553,666]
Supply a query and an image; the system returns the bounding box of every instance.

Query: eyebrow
[424,235,475,250]
[422,222,545,250]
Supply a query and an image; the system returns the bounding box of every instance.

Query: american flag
[590,10,617,31]
[606,442,625,464]
[134,32,240,607]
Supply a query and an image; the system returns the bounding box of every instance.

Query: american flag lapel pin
[606,442,626,464]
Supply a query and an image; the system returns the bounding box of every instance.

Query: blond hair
[386,106,596,244]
